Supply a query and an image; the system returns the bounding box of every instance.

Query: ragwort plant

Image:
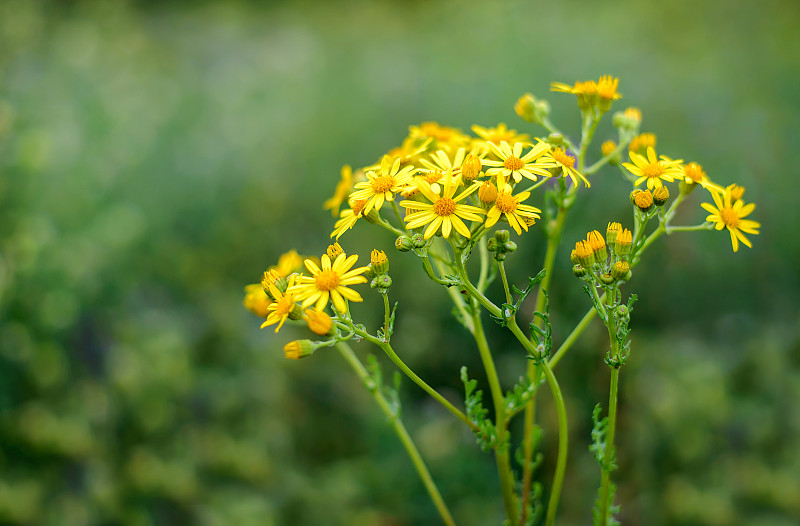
[244,76,760,526]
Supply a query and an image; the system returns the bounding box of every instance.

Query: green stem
[598,368,619,526]
[541,360,568,526]
[335,342,457,526]
[471,308,519,526]
[584,138,632,176]
[518,177,551,194]
[540,117,577,152]
[498,262,513,304]
[666,222,714,233]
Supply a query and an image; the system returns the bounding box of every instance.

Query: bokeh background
[0,0,798,524]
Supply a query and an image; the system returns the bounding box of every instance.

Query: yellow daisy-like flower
[408,122,471,151]
[323,165,354,217]
[482,141,555,184]
[270,249,304,277]
[597,75,622,106]
[701,188,760,252]
[290,252,369,313]
[628,133,656,155]
[331,199,368,240]
[350,155,416,214]
[547,147,590,188]
[551,80,599,109]
[623,147,683,190]
[484,178,541,235]
[678,161,721,192]
[472,123,530,146]
[400,175,484,239]
[261,275,299,333]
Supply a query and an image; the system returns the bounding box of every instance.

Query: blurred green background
[0,0,798,524]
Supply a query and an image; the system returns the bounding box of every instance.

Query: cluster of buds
[571,223,633,286]
[514,93,551,124]
[367,249,392,293]
[487,230,517,261]
[395,232,427,252]
[630,186,669,215]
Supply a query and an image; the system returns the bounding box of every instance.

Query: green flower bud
[395,235,413,252]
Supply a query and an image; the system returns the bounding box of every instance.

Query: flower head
[701,188,760,252]
[472,123,530,147]
[243,284,272,318]
[628,133,656,155]
[484,179,541,235]
[261,275,300,333]
[323,165,354,216]
[350,155,416,214]
[331,199,368,240]
[400,175,484,239]
[290,252,369,313]
[547,147,590,188]
[482,141,555,183]
[623,147,683,190]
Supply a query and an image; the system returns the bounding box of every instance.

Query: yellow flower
[601,141,617,157]
[597,75,622,109]
[331,199,368,240]
[628,133,656,155]
[547,147,590,188]
[243,284,272,318]
[261,275,300,333]
[472,123,530,146]
[290,252,369,313]
[323,165,354,217]
[727,183,745,202]
[482,141,555,183]
[551,80,598,110]
[701,188,760,252]
[484,180,541,235]
[408,122,470,151]
[623,147,683,190]
[350,155,416,214]
[400,175,484,239]
[304,309,333,336]
[270,249,304,277]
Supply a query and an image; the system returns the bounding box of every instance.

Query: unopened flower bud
[284,340,316,360]
[601,140,616,157]
[634,189,653,212]
[395,235,413,252]
[462,154,482,181]
[586,230,607,261]
[411,233,426,249]
[327,242,344,259]
[370,275,392,291]
[729,184,745,202]
[503,241,517,253]
[479,181,497,206]
[615,305,630,319]
[262,269,288,298]
[611,261,630,281]
[653,185,669,206]
[548,133,565,147]
[570,249,580,265]
[574,240,595,267]
[599,273,615,285]
[370,249,389,274]
[364,207,381,224]
[514,93,537,122]
[572,264,587,278]
[487,237,498,252]
[288,303,304,321]
[630,188,642,206]
[606,222,622,246]
[494,230,510,243]
[615,228,633,256]
[304,309,333,335]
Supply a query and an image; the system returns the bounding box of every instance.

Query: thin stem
[377,216,406,237]
[471,308,519,526]
[666,222,714,233]
[541,360,568,526]
[540,116,577,152]
[383,293,391,335]
[498,262,513,305]
[477,237,490,292]
[518,177,551,194]
[584,138,632,176]
[421,254,455,287]
[335,342,457,526]
[391,200,407,230]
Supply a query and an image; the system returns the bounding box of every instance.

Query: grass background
[0,0,798,524]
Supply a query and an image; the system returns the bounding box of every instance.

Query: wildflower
[484,178,542,235]
[327,242,344,259]
[400,175,483,239]
[472,123,530,147]
[331,199,368,240]
[304,309,333,336]
[284,340,316,360]
[350,156,416,214]
[270,250,304,277]
[482,141,555,183]
[551,80,598,110]
[597,75,622,111]
[586,230,607,261]
[262,275,300,332]
[601,141,617,157]
[606,222,622,246]
[624,107,642,122]
[634,189,654,212]
[623,147,683,190]
[370,249,389,274]
[653,185,669,206]
[514,94,547,123]
[615,229,633,256]
[548,147,590,187]
[478,180,498,206]
[727,183,745,202]
[462,153,482,181]
[408,122,470,150]
[573,240,595,267]
[323,165,354,216]
[243,284,272,318]
[611,261,630,281]
[701,188,760,252]
[628,133,656,155]
[262,269,286,296]
[290,252,369,313]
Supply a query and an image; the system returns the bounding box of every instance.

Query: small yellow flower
[261,275,300,333]
[615,228,633,255]
[370,249,389,274]
[478,180,498,205]
[634,189,654,212]
[243,284,272,318]
[551,80,598,109]
[548,147,590,188]
[573,240,595,267]
[270,250,304,277]
[290,252,369,313]
[304,309,333,336]
[331,199,368,240]
[623,147,683,190]
[601,141,617,157]
[284,340,316,359]
[400,175,484,239]
[327,242,344,259]
[628,133,656,155]
[472,123,530,147]
[727,183,745,202]
[586,230,607,260]
[701,188,760,252]
[482,141,555,183]
[606,222,622,245]
[408,122,470,151]
[624,107,642,122]
[484,180,541,235]
[350,155,416,214]
[597,75,622,110]
[323,165,354,216]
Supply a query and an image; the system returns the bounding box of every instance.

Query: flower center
[642,163,664,179]
[495,192,518,214]
[351,199,367,215]
[315,269,340,291]
[426,170,444,184]
[684,163,704,182]
[551,149,575,168]
[720,207,740,228]
[504,156,524,171]
[433,197,457,216]
[275,295,295,316]
[371,175,395,194]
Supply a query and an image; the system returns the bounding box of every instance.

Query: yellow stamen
[315,269,340,291]
[641,163,664,178]
[433,197,457,216]
[495,192,518,214]
[551,148,575,168]
[371,176,394,193]
[504,156,524,171]
[720,207,740,228]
